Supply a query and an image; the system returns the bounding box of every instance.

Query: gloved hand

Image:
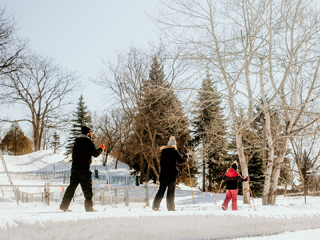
[246,176,250,181]
[99,144,105,151]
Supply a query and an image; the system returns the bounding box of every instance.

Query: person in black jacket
[221,162,249,211]
[152,136,188,211]
[60,126,104,212]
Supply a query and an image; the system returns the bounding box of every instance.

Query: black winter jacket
[222,168,248,190]
[159,146,188,179]
[71,134,103,171]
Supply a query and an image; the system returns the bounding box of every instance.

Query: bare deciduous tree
[0,7,26,77]
[0,54,78,151]
[290,125,320,196]
[157,0,320,205]
[93,110,128,168]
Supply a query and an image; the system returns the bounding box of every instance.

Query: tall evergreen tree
[192,72,228,192]
[248,151,265,197]
[0,122,33,155]
[65,95,93,158]
[129,56,194,184]
[50,131,61,154]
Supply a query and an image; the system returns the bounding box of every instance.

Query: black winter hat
[231,162,238,171]
[81,126,92,135]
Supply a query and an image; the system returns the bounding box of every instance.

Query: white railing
[0,151,147,206]
[0,183,150,206]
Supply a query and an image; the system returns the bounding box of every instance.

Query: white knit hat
[168,136,176,146]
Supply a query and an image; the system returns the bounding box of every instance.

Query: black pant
[60,169,94,211]
[152,175,176,210]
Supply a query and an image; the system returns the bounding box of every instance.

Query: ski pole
[214,180,223,205]
[143,181,160,208]
[101,146,115,209]
[187,159,195,204]
[248,181,256,211]
[105,165,113,205]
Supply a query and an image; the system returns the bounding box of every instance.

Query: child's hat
[231,161,238,171]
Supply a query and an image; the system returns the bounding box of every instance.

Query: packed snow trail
[1,199,320,240]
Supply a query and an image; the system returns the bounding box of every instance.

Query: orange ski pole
[144,182,160,208]
[248,181,256,211]
[214,180,223,205]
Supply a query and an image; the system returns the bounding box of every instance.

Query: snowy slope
[1,151,320,240]
[3,150,71,173]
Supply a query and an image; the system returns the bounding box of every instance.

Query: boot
[86,209,98,212]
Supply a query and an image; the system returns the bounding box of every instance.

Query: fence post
[44,182,50,205]
[145,182,150,206]
[16,187,20,205]
[125,188,129,206]
[115,189,117,204]
[100,189,105,205]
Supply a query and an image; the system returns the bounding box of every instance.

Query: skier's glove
[99,144,105,150]
[246,176,250,181]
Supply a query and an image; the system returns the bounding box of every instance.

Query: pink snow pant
[222,189,238,210]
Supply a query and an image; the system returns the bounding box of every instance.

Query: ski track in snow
[1,150,320,240]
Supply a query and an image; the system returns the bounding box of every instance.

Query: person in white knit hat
[152,136,188,211]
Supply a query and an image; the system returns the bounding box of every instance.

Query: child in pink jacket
[221,162,249,210]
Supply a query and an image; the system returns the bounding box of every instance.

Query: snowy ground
[1,151,320,240]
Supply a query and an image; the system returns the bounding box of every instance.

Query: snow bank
[1,203,320,240]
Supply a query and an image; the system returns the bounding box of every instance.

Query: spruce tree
[50,131,61,154]
[130,56,194,184]
[248,151,265,197]
[0,122,33,155]
[64,95,92,158]
[192,72,228,192]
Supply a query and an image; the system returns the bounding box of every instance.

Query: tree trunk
[284,182,287,197]
[140,153,145,184]
[104,153,108,166]
[261,112,276,205]
[146,164,151,182]
[115,159,119,169]
[34,133,41,151]
[208,170,213,192]
[235,130,250,204]
[268,137,290,205]
[202,148,206,192]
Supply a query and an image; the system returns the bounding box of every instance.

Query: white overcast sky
[2,0,161,113]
